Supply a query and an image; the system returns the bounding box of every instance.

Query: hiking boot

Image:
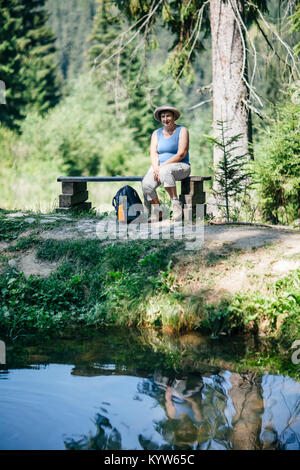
[172,199,183,222]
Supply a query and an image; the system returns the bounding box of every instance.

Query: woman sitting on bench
[142,104,191,222]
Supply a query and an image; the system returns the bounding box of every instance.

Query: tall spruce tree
[208,120,252,221]
[0,0,61,129]
[20,0,61,114]
[46,0,98,80]
[0,0,27,128]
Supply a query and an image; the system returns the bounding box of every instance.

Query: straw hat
[154,104,181,122]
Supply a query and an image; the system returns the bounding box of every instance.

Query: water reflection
[260,375,300,450]
[65,413,122,450]
[64,365,300,450]
[0,330,300,450]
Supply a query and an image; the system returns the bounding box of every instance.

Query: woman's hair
[159,110,174,121]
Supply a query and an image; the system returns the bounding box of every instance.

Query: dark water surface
[0,328,299,450]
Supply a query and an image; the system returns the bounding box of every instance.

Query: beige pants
[142,162,191,202]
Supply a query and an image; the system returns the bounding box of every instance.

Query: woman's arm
[150,130,160,181]
[165,386,176,419]
[160,127,189,167]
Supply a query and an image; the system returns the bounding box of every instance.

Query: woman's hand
[150,131,160,181]
[153,166,160,182]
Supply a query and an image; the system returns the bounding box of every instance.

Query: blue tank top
[157,126,190,165]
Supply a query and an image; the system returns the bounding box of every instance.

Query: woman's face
[160,111,175,127]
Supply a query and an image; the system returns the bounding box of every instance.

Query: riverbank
[0,209,299,364]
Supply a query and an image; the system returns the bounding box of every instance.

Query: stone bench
[57,175,212,215]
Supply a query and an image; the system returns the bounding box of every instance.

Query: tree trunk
[208,0,252,217]
[229,372,264,450]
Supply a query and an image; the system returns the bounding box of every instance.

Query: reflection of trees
[229,372,264,450]
[278,397,300,450]
[261,375,300,450]
[142,371,235,450]
[62,369,300,451]
[148,370,265,450]
[64,414,122,450]
[59,329,300,451]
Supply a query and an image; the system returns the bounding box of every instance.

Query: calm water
[0,329,299,450]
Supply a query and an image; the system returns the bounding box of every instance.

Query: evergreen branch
[248,0,300,79]
[211,119,253,221]
[230,0,259,97]
[253,15,295,77]
[174,0,210,84]
[228,0,263,107]
[91,0,164,74]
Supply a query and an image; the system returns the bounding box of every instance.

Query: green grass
[0,217,37,242]
[0,230,299,372]
[0,238,187,339]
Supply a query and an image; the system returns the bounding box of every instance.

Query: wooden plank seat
[57,175,212,214]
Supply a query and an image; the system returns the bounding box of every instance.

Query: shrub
[251,101,300,225]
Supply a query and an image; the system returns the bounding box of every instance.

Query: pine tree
[19,0,61,114]
[0,0,27,128]
[208,120,252,222]
[0,0,61,129]
[46,0,98,80]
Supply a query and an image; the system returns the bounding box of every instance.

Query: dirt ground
[176,224,300,303]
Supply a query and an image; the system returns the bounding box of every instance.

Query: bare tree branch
[228,0,263,107]
[91,0,164,74]
[247,0,300,80]
[187,98,213,110]
[174,0,210,83]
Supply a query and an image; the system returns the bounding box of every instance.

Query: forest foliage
[0,0,299,223]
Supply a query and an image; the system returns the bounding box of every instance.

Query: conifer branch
[91,0,164,74]
[174,0,210,83]
[247,0,300,80]
[228,0,263,108]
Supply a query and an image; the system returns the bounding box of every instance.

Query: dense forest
[0,0,299,223]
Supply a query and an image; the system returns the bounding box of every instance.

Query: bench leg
[58,182,92,211]
[179,179,206,218]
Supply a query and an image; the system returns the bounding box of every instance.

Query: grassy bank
[0,212,299,356]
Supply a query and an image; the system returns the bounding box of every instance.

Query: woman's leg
[159,163,191,220]
[142,167,160,204]
[142,167,163,221]
[158,162,191,190]
[164,186,178,199]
